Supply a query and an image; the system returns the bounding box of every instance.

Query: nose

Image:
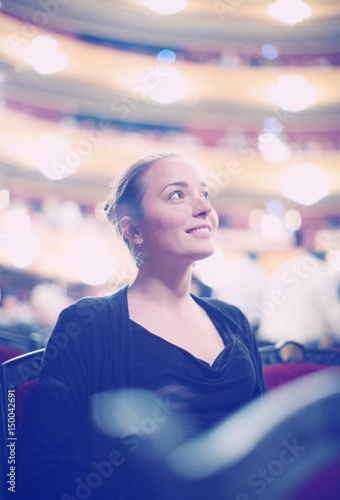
[193,195,212,218]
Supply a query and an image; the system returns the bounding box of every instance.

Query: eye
[202,191,210,202]
[169,191,184,200]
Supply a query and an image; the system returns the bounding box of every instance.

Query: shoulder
[194,295,246,322]
[194,295,251,339]
[44,287,129,362]
[55,286,128,327]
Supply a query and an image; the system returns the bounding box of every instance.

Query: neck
[129,259,194,307]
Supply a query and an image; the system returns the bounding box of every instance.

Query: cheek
[168,209,190,227]
[155,207,189,226]
[144,208,189,236]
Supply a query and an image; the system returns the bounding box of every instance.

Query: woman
[22,152,267,500]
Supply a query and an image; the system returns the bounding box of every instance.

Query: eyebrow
[160,181,207,194]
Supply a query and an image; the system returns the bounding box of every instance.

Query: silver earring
[135,244,144,269]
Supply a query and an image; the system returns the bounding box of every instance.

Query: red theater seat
[0,346,25,365]
[259,340,340,390]
[0,349,44,500]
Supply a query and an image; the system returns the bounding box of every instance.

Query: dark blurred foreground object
[165,370,340,500]
[259,340,340,390]
[1,350,339,500]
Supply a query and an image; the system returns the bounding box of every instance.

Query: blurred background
[0,0,340,353]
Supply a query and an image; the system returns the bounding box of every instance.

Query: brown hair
[105,151,181,253]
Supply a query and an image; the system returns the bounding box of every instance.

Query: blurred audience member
[30,283,72,327]
[212,252,267,332]
[0,294,36,328]
[258,251,340,346]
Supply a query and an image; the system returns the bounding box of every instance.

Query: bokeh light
[264,117,282,136]
[284,209,302,231]
[258,133,290,163]
[6,234,40,269]
[145,66,189,104]
[266,200,285,218]
[34,134,79,180]
[270,75,316,112]
[56,201,82,229]
[5,208,31,236]
[262,44,278,60]
[260,215,287,241]
[25,36,68,74]
[282,164,330,206]
[268,0,311,25]
[70,233,119,286]
[157,49,176,65]
[142,0,187,15]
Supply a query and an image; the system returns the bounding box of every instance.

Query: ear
[119,216,144,245]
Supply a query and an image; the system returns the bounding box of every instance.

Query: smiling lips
[186,225,212,234]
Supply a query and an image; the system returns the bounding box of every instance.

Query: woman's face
[137,157,219,265]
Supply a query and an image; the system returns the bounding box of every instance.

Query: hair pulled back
[105,151,181,253]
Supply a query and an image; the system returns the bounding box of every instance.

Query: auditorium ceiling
[0,0,339,282]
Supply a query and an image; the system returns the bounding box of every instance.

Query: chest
[131,309,226,366]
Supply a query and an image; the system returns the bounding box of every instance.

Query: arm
[20,301,101,499]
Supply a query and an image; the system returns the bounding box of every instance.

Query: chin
[192,247,215,262]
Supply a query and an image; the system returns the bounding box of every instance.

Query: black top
[131,317,257,433]
[19,286,267,500]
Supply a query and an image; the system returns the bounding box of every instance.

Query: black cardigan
[21,285,267,500]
